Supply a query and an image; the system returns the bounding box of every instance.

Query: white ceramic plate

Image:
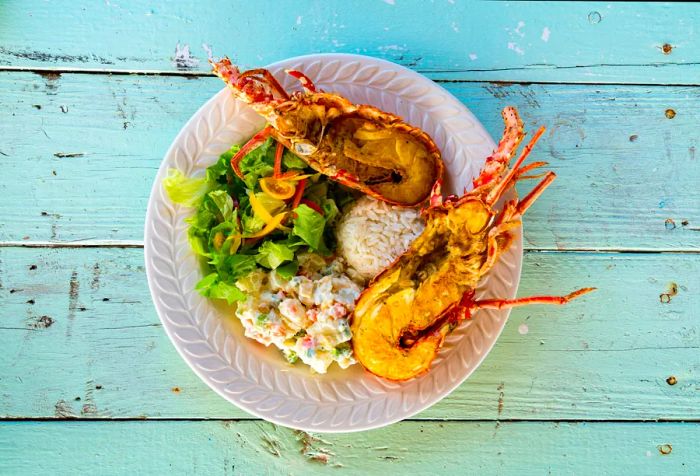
[145,54,522,432]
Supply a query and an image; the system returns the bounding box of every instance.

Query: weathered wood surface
[1,420,696,475]
[2,1,699,472]
[1,1,698,84]
[2,247,697,420]
[2,72,698,250]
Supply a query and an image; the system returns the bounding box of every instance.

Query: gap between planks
[1,64,700,87]
[4,417,700,424]
[0,241,698,254]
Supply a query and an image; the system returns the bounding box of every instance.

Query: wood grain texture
[2,247,697,420]
[1,1,698,84]
[1,420,696,475]
[2,72,698,249]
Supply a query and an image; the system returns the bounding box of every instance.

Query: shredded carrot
[273,142,284,178]
[291,178,307,211]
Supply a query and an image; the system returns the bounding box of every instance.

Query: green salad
[164,137,355,305]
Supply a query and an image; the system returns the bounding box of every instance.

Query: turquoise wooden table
[1,1,699,474]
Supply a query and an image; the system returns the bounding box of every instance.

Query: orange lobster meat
[351,107,595,381]
[211,57,443,206]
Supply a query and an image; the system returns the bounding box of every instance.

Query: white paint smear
[383,0,395,5]
[518,323,529,335]
[451,21,459,33]
[514,21,525,37]
[296,16,302,25]
[508,42,525,55]
[541,27,551,42]
[469,53,478,61]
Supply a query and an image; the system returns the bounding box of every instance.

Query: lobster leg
[482,219,520,273]
[285,69,317,93]
[237,69,290,100]
[230,125,274,179]
[486,125,546,206]
[516,171,557,215]
[515,160,549,178]
[472,287,597,310]
[472,107,525,190]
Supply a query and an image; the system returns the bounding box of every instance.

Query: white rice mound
[335,196,425,281]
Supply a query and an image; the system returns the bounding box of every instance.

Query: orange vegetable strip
[273,142,284,178]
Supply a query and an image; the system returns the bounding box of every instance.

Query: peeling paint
[54,399,76,418]
[507,42,524,55]
[173,43,200,70]
[541,27,551,42]
[497,382,505,416]
[658,444,672,455]
[66,270,79,337]
[295,431,339,466]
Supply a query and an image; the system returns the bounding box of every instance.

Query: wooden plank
[1,73,698,250]
[1,420,696,475]
[1,1,698,84]
[1,247,698,420]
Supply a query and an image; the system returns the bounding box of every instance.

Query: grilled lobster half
[350,107,595,381]
[211,57,443,206]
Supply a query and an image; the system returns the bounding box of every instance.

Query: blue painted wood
[1,420,696,475]
[1,247,697,420]
[1,73,697,249]
[1,1,698,472]
[0,1,698,84]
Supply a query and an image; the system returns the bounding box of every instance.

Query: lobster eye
[293,141,317,156]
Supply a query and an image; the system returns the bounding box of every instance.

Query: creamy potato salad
[235,254,361,373]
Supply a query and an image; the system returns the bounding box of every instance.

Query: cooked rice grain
[335,196,425,281]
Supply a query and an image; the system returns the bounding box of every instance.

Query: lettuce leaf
[255,241,295,269]
[163,169,211,207]
[292,204,328,252]
[208,190,234,221]
[207,145,240,183]
[222,254,258,282]
[239,137,275,189]
[276,260,299,279]
[322,198,340,225]
[282,149,307,169]
[195,273,245,305]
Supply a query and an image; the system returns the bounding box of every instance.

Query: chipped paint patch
[296,16,302,25]
[659,282,678,303]
[658,444,672,455]
[29,315,54,329]
[541,27,551,42]
[295,431,340,466]
[469,53,478,61]
[382,0,395,5]
[508,42,525,55]
[518,323,529,335]
[173,43,200,70]
[54,399,76,418]
[201,43,213,60]
[66,270,79,337]
[514,21,525,37]
[497,382,505,416]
